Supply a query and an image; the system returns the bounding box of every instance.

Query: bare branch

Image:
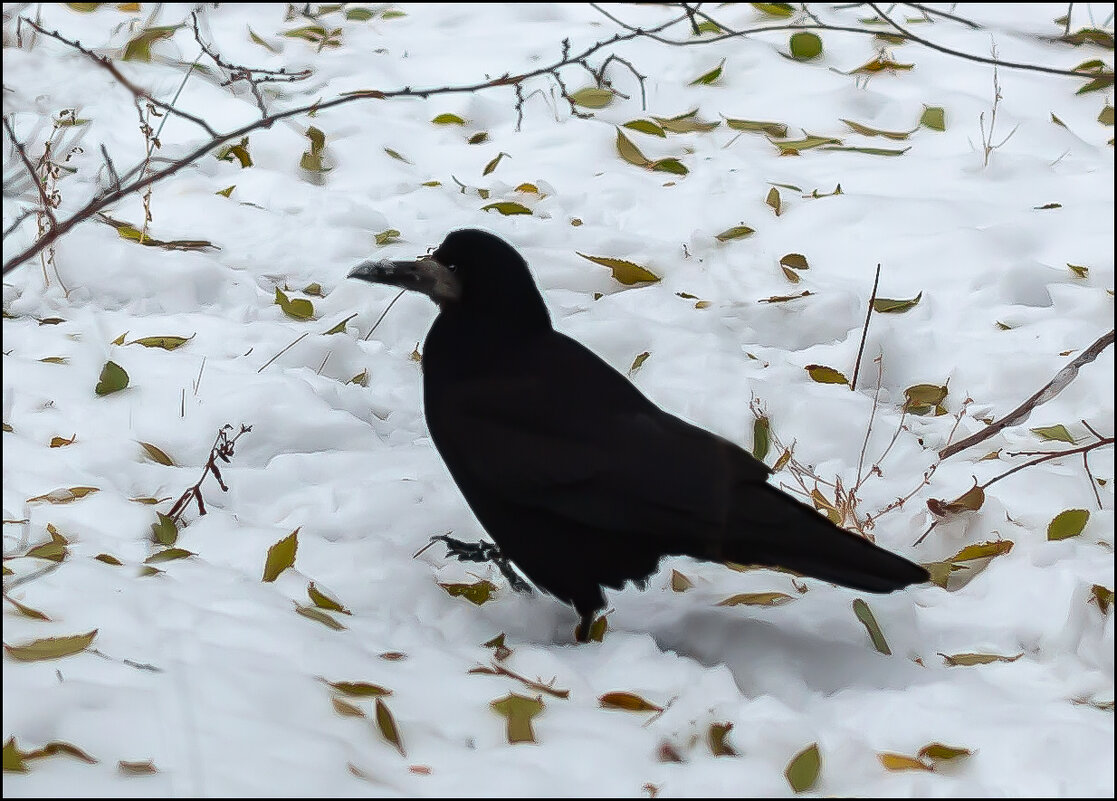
[851,263,881,392]
[940,330,1115,459]
[19,18,219,137]
[3,116,56,230]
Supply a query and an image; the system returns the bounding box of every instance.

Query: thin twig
[940,329,1114,459]
[851,263,881,392]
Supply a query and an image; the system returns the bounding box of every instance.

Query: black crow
[349,229,929,641]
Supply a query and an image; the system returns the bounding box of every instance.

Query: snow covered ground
[3,3,1113,796]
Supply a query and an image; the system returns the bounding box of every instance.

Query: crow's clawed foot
[431,534,534,594]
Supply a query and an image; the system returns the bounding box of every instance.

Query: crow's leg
[430,534,533,594]
[572,590,606,643]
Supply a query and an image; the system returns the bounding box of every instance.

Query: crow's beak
[347,256,461,304]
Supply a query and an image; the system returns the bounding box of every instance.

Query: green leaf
[1067,263,1089,278]
[650,158,688,175]
[375,229,401,245]
[431,113,466,125]
[215,137,253,168]
[49,434,76,447]
[789,31,822,60]
[780,253,809,270]
[1100,105,1115,126]
[482,152,509,176]
[308,582,351,614]
[440,580,497,605]
[28,486,99,504]
[66,3,102,11]
[216,185,236,198]
[1091,584,1113,614]
[1030,424,1076,443]
[324,313,357,335]
[1060,28,1115,48]
[348,369,369,387]
[1047,508,1089,540]
[383,147,411,163]
[690,59,725,86]
[295,604,346,630]
[94,553,123,566]
[248,27,279,53]
[370,700,404,756]
[623,120,666,137]
[599,692,663,712]
[144,547,194,564]
[852,598,891,654]
[821,145,911,156]
[569,87,615,108]
[918,742,972,763]
[130,334,195,351]
[346,7,374,20]
[615,128,650,166]
[577,253,660,285]
[785,743,821,792]
[652,111,720,133]
[940,651,1023,666]
[3,737,28,773]
[725,118,789,137]
[920,105,946,131]
[327,680,391,697]
[766,187,781,215]
[6,596,51,621]
[752,416,770,461]
[805,364,849,385]
[491,693,544,744]
[773,135,842,155]
[926,483,985,517]
[629,351,650,374]
[715,225,755,242]
[717,592,795,606]
[274,287,315,320]
[873,292,922,313]
[1076,73,1115,94]
[468,131,489,145]
[95,361,129,396]
[708,722,738,756]
[903,383,948,415]
[481,202,532,216]
[122,24,180,62]
[840,119,914,140]
[752,3,794,17]
[3,630,97,662]
[262,529,299,582]
[151,513,178,546]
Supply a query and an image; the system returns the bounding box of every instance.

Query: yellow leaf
[262,529,299,582]
[577,252,660,285]
[491,693,544,744]
[4,630,98,661]
[805,364,849,385]
[599,692,663,712]
[717,592,794,606]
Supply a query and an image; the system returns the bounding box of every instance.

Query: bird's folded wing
[426,339,764,538]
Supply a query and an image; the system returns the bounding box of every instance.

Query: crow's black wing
[424,332,767,545]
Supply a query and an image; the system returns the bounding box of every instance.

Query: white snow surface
[2,3,1114,797]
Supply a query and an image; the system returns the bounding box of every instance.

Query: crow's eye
[445,263,457,272]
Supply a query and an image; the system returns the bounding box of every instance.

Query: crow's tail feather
[712,483,928,592]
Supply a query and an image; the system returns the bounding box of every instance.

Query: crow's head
[348,229,549,328]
